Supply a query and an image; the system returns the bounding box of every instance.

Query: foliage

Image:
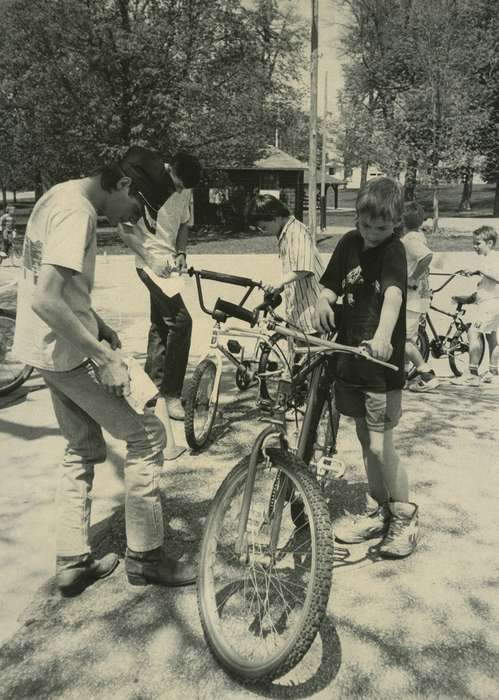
[0,0,307,189]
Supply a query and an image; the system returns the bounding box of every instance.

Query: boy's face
[357,213,397,248]
[105,179,142,225]
[473,235,493,256]
[254,218,281,237]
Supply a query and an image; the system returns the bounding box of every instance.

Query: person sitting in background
[401,201,439,392]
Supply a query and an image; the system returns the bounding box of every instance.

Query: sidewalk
[1,255,499,699]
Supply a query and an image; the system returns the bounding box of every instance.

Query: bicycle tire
[0,309,33,396]
[407,326,430,381]
[184,358,218,450]
[258,333,293,402]
[197,448,334,683]
[448,328,485,377]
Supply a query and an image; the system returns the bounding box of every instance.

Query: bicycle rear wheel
[0,309,33,396]
[184,358,218,450]
[198,448,334,683]
[448,328,485,377]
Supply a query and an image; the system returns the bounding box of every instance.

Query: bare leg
[354,417,390,504]
[486,331,499,374]
[355,418,408,503]
[405,339,431,373]
[468,327,485,373]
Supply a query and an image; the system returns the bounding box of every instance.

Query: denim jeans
[40,362,166,556]
[136,268,192,398]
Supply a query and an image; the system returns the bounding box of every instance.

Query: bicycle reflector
[227,340,242,353]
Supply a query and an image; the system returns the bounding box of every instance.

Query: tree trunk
[494,180,499,216]
[404,159,418,201]
[458,168,473,211]
[432,179,439,234]
[1,185,6,209]
[360,160,369,188]
[13,190,17,204]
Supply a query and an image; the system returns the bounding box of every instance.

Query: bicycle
[196,292,397,682]
[408,270,485,379]
[183,267,285,450]
[0,280,34,395]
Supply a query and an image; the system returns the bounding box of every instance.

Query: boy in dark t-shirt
[314,177,418,559]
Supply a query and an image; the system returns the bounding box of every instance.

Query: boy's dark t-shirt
[320,229,407,391]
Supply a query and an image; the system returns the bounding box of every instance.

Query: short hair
[246,194,290,222]
[98,162,124,193]
[171,151,202,188]
[356,177,404,225]
[403,201,425,231]
[473,225,497,246]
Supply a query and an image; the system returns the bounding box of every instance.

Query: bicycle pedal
[316,456,345,479]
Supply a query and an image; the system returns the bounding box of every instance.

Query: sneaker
[450,374,482,387]
[165,396,185,421]
[334,493,390,544]
[408,370,440,392]
[482,372,499,385]
[378,501,419,558]
[56,552,119,596]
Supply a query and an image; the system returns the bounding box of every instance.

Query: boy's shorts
[406,310,423,341]
[334,382,402,432]
[466,300,499,334]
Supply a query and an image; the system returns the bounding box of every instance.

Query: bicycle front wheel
[448,328,485,377]
[0,309,33,396]
[184,358,218,450]
[198,448,334,683]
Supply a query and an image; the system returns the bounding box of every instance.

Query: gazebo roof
[223,146,307,171]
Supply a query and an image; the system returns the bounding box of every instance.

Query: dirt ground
[1,254,499,700]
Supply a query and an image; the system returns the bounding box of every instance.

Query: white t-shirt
[278,216,324,334]
[476,250,499,302]
[401,229,432,313]
[13,181,99,370]
[134,189,192,270]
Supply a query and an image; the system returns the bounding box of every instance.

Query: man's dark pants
[136,268,192,398]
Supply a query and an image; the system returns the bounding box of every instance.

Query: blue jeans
[136,268,192,398]
[40,362,166,556]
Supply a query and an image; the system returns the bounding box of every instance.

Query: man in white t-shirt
[118,152,202,420]
[14,146,197,595]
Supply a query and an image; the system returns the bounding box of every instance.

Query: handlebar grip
[213,298,256,326]
[196,269,257,288]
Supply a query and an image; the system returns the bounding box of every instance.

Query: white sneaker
[450,374,482,387]
[482,372,499,384]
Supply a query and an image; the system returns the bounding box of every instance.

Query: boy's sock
[469,365,479,376]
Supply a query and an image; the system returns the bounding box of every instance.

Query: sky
[295,0,347,117]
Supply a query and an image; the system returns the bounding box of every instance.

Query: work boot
[378,501,419,558]
[125,547,197,587]
[56,552,119,596]
[334,493,390,544]
[165,396,185,421]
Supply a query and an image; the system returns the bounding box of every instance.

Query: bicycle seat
[452,293,476,306]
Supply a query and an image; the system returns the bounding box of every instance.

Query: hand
[175,252,187,271]
[461,269,477,278]
[364,334,393,361]
[95,351,131,397]
[99,323,122,350]
[262,282,283,296]
[313,297,336,333]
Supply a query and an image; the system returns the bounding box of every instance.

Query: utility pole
[320,71,328,230]
[308,0,318,242]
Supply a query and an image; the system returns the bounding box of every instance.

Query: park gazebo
[192,146,306,229]
[303,169,346,210]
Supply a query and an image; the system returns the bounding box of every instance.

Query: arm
[33,264,130,396]
[368,286,403,360]
[117,222,172,276]
[263,269,311,294]
[91,310,122,350]
[174,221,190,270]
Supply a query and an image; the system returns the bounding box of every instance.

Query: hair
[95,162,124,193]
[356,177,404,225]
[171,151,202,188]
[403,201,425,232]
[246,194,290,222]
[473,225,497,247]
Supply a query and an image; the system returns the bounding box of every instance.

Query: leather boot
[56,552,119,596]
[125,547,197,587]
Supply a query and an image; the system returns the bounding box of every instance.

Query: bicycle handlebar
[187,267,262,289]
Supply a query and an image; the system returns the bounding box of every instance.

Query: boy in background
[314,177,418,559]
[452,225,499,386]
[401,201,439,392]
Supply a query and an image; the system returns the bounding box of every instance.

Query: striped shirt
[278,216,324,334]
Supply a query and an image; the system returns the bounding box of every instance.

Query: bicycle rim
[185,359,218,449]
[0,310,31,396]
[258,334,289,403]
[448,331,485,377]
[198,449,334,682]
